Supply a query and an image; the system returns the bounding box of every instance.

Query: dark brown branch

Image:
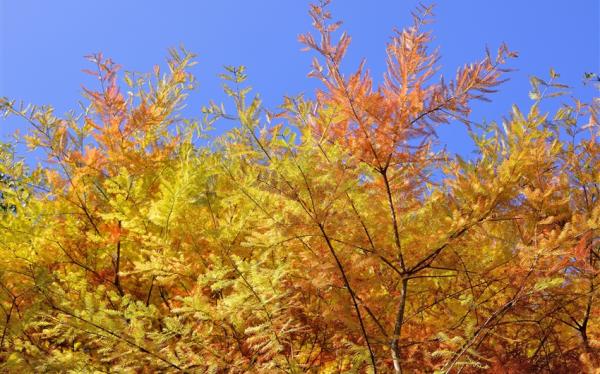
[318,223,378,372]
[49,303,183,371]
[114,220,124,296]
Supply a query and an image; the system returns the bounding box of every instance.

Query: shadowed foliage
[0,2,598,373]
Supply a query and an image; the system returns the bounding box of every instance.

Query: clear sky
[1,1,598,158]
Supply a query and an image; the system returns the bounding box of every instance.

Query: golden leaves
[0,3,597,373]
[301,1,514,176]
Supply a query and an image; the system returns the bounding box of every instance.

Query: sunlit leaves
[0,2,598,373]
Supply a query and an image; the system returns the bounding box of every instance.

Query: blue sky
[1,1,598,158]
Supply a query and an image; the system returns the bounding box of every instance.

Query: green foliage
[0,3,598,373]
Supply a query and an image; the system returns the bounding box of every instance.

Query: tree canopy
[0,2,598,373]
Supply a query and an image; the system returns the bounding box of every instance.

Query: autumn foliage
[0,2,598,373]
